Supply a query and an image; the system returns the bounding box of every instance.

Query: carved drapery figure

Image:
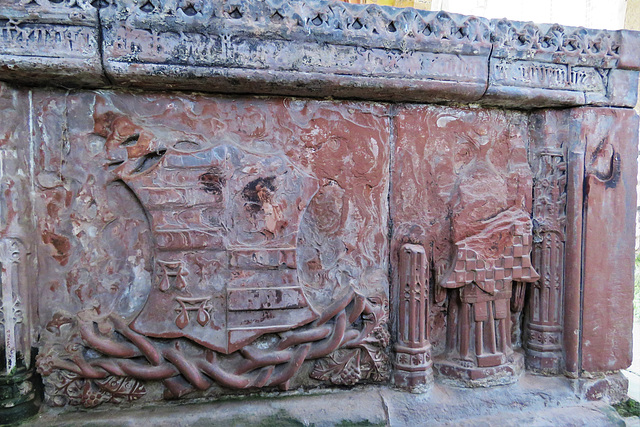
[435,208,539,386]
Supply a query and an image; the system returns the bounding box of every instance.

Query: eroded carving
[435,208,539,386]
[35,92,390,406]
[392,106,536,387]
[103,1,491,51]
[1,238,24,374]
[38,289,387,402]
[491,20,620,67]
[44,370,146,408]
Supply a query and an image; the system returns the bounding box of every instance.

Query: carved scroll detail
[526,149,567,373]
[37,289,388,405]
[393,244,432,391]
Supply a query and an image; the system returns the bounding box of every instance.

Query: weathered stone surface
[1,0,640,106]
[28,375,631,426]
[0,2,638,421]
[580,107,638,374]
[391,105,536,387]
[0,0,104,87]
[577,372,630,404]
[535,107,639,378]
[32,91,391,406]
[485,19,636,107]
[99,1,490,103]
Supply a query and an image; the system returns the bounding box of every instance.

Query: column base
[525,348,563,375]
[434,351,524,388]
[0,368,39,426]
[393,345,433,393]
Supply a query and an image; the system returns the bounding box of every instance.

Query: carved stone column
[525,118,567,374]
[394,243,432,391]
[0,84,39,423]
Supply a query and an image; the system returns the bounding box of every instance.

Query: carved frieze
[99,1,491,101]
[491,20,621,67]
[2,0,640,106]
[0,0,103,85]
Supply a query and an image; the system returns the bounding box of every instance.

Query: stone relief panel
[392,105,536,386]
[33,91,390,407]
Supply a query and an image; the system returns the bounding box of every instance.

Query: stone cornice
[1,0,639,107]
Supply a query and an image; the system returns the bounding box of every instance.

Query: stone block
[0,0,104,87]
[579,107,638,374]
[100,1,491,102]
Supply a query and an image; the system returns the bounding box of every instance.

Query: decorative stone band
[37,288,391,408]
[1,0,640,107]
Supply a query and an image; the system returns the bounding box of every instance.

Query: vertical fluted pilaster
[394,243,432,391]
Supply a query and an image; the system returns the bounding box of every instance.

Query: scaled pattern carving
[436,209,539,384]
[34,92,390,406]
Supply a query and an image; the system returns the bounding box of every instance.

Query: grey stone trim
[1,0,640,107]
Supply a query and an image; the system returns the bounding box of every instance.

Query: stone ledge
[29,374,628,426]
[1,0,639,107]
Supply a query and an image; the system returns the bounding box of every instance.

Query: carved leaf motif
[360,337,390,382]
[159,271,171,292]
[197,306,210,326]
[310,349,362,386]
[95,376,146,402]
[175,309,189,329]
[45,370,84,407]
